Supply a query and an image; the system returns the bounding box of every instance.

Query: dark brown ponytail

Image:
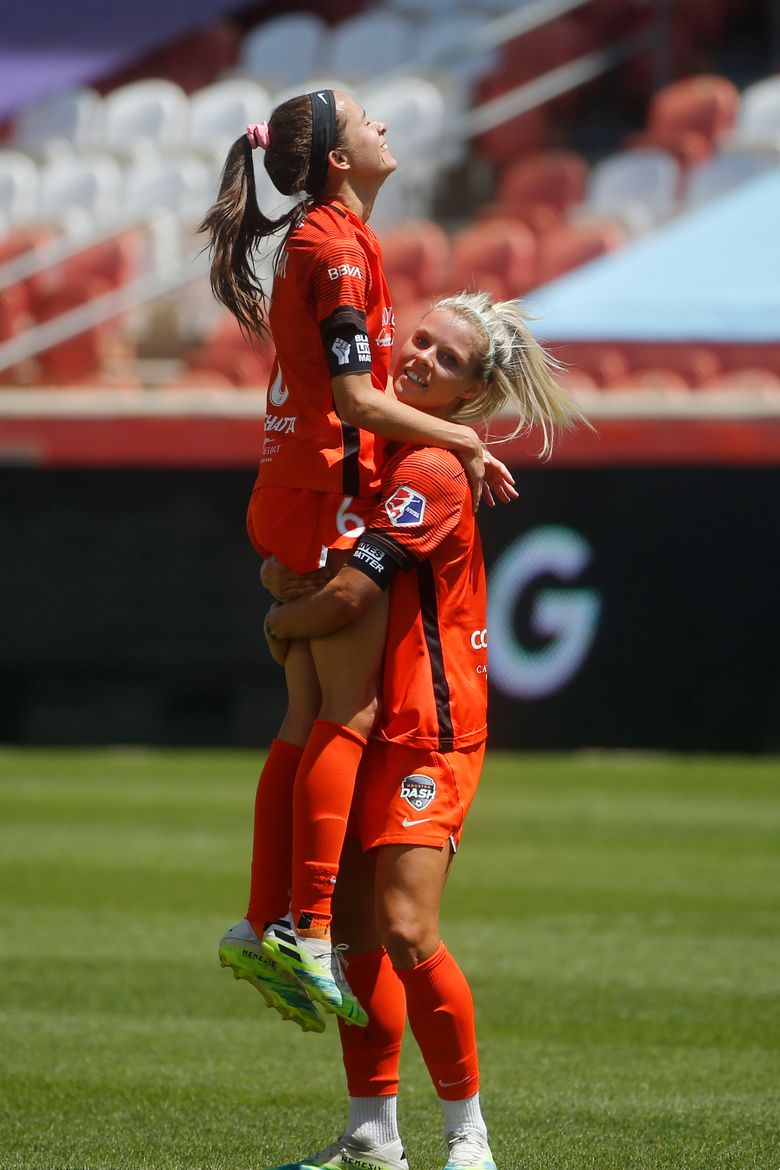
[198,94,345,341]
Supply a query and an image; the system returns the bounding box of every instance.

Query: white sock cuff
[347,1095,400,1147]
[442,1092,488,1139]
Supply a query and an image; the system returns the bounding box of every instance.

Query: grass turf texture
[0,750,778,1170]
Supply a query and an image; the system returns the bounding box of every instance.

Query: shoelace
[447,1129,490,1166]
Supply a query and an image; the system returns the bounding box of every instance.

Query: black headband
[307,89,337,195]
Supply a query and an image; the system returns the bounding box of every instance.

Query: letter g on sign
[487,526,601,700]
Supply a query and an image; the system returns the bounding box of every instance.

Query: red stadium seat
[536,220,627,286]
[620,343,722,387]
[33,278,131,385]
[627,74,739,163]
[188,313,274,388]
[167,367,237,391]
[622,368,690,391]
[556,366,599,394]
[474,73,549,166]
[379,221,451,301]
[549,343,631,389]
[476,200,560,236]
[450,221,538,301]
[703,367,780,391]
[497,151,589,215]
[717,344,780,376]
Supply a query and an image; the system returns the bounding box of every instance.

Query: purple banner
[0,0,260,120]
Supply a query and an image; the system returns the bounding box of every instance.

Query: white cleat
[262,914,368,1027]
[218,918,326,1033]
[267,1134,408,1169]
[444,1129,497,1169]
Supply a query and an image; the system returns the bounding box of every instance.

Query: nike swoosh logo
[402,816,432,827]
[439,1075,470,1088]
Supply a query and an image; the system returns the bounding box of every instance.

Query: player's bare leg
[375,844,496,1170]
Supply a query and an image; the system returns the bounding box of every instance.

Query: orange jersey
[258,200,394,498]
[362,445,488,751]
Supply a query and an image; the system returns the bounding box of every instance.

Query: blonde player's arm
[266,565,380,642]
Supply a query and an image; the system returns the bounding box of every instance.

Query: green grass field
[1,749,778,1170]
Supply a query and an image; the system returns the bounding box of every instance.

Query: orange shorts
[350,739,486,851]
[247,486,379,574]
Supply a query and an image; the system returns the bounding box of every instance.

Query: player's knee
[378,907,437,970]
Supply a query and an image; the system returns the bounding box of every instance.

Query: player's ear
[459,379,482,401]
[328,148,350,173]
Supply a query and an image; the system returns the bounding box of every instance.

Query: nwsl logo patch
[385,486,426,527]
[401,774,436,811]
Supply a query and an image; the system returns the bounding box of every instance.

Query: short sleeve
[303,237,371,333]
[367,448,467,561]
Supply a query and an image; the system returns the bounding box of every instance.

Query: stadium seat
[123,157,213,218]
[627,74,740,164]
[167,366,237,391]
[379,220,451,300]
[37,155,124,233]
[13,87,104,157]
[187,312,274,388]
[556,365,599,394]
[732,76,780,149]
[584,149,680,231]
[536,219,627,285]
[0,151,39,226]
[238,13,328,91]
[415,12,496,94]
[189,80,272,158]
[358,77,447,227]
[550,343,631,389]
[102,80,189,157]
[450,220,538,301]
[325,12,414,84]
[31,279,120,385]
[622,367,690,391]
[684,150,778,208]
[497,150,589,215]
[474,69,550,166]
[703,367,780,391]
[617,343,722,387]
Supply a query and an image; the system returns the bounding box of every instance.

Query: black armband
[347,532,409,590]
[322,313,372,377]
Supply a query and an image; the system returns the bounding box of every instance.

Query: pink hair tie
[246,121,270,150]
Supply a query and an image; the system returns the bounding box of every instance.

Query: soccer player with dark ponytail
[200,91,513,1031]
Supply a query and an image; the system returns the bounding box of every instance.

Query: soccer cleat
[218,918,326,1033]
[268,1134,408,1169]
[443,1129,497,1170]
[261,915,369,1027]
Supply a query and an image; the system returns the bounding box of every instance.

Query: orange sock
[338,947,406,1096]
[246,739,302,934]
[395,943,480,1100]
[291,720,367,930]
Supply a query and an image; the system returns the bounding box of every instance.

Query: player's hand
[263,604,289,666]
[457,430,485,513]
[260,555,330,601]
[482,449,518,507]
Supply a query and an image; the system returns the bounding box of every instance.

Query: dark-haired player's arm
[266,533,408,641]
[333,372,484,511]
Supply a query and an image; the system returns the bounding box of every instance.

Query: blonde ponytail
[435,292,590,458]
